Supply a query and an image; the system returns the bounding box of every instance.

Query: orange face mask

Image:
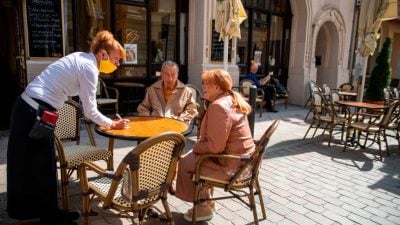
[99,57,117,74]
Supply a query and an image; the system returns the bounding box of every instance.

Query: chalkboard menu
[26,0,63,57]
[210,20,232,62]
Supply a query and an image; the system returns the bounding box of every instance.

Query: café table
[336,100,387,148]
[95,116,190,169]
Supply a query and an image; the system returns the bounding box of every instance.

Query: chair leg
[343,127,351,152]
[382,130,390,156]
[303,122,314,139]
[249,186,259,225]
[328,125,333,147]
[377,132,383,161]
[60,167,69,209]
[304,107,312,121]
[161,198,175,225]
[255,179,266,220]
[192,181,202,225]
[81,193,90,225]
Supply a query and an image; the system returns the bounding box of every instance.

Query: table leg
[107,138,114,170]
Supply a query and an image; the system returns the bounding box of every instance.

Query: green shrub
[366,37,392,101]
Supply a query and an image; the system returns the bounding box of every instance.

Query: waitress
[7,30,129,225]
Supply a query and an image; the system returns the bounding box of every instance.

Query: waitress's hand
[110,114,130,129]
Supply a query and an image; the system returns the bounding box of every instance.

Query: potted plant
[365,37,392,103]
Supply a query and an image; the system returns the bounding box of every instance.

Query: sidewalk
[1,104,399,225]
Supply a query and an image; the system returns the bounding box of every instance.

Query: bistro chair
[304,81,318,107]
[186,84,205,138]
[303,92,348,147]
[190,120,280,225]
[239,79,265,117]
[304,83,323,121]
[97,77,119,115]
[79,132,185,225]
[54,99,112,209]
[322,84,332,100]
[343,101,399,160]
[339,82,354,92]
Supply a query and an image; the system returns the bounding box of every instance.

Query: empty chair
[239,79,265,117]
[80,132,185,225]
[54,99,112,209]
[96,77,119,114]
[185,84,205,138]
[339,82,354,92]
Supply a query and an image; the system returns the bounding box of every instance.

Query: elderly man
[245,62,277,113]
[137,60,198,123]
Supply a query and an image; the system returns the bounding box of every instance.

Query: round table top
[95,116,190,141]
[338,91,357,96]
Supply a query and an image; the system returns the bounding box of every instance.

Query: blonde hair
[201,69,252,115]
[90,30,126,59]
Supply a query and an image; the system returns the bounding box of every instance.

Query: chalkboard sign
[26,0,63,57]
[210,20,232,62]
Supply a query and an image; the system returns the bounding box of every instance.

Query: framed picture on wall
[124,43,137,64]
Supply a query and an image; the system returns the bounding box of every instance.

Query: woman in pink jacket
[175,69,255,222]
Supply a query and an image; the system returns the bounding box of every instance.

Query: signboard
[26,0,63,57]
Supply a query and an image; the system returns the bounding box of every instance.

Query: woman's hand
[110,114,129,129]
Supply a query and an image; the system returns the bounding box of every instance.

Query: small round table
[95,116,190,169]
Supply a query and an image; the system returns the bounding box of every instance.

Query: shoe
[267,109,278,113]
[146,208,159,218]
[183,206,213,222]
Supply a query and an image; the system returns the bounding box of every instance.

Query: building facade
[0,0,398,130]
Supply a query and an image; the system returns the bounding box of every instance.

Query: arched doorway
[315,21,339,88]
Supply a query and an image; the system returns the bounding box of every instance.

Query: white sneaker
[183,206,213,222]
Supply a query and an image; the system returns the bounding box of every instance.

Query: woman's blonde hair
[90,30,126,59]
[201,69,252,115]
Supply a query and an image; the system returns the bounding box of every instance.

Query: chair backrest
[227,120,279,188]
[97,77,109,98]
[113,132,185,208]
[322,84,331,96]
[383,88,391,100]
[55,100,81,143]
[340,82,354,92]
[311,92,326,115]
[392,88,399,99]
[240,79,255,97]
[185,84,203,109]
[379,101,399,127]
[330,92,341,113]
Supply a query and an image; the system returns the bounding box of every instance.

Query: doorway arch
[311,7,347,90]
[315,21,340,88]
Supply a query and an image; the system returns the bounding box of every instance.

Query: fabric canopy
[358,0,398,57]
[215,0,247,70]
[215,0,247,40]
[357,0,398,102]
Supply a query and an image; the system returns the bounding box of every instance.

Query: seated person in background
[245,62,278,112]
[137,60,197,124]
[266,74,288,96]
[175,69,256,222]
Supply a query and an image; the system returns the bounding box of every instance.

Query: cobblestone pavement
[1,104,399,225]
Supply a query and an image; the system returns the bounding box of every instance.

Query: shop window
[150,0,176,73]
[268,15,283,74]
[115,4,148,78]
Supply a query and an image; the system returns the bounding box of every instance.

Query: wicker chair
[54,100,112,209]
[186,84,205,138]
[239,79,265,117]
[303,92,348,147]
[79,132,185,225]
[97,77,119,114]
[343,101,399,160]
[339,82,354,92]
[190,120,280,225]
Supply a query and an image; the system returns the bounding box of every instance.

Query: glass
[268,15,283,69]
[252,22,268,72]
[150,0,176,63]
[115,4,147,77]
[271,0,288,13]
